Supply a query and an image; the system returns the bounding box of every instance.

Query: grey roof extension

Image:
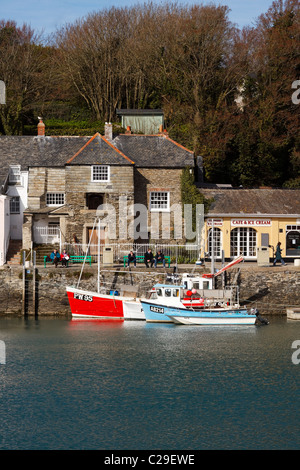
[199,188,300,216]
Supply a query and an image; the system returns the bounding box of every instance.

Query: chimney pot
[37,117,45,136]
[105,122,113,141]
[125,125,132,135]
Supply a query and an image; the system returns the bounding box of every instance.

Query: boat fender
[110,290,119,296]
[250,308,269,325]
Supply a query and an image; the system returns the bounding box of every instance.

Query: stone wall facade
[134,167,185,243]
[23,164,135,248]
[65,165,135,245]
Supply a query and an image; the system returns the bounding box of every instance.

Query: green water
[0,316,299,450]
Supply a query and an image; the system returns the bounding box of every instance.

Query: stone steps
[6,240,22,265]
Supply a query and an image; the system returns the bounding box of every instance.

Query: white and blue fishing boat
[140,295,255,324]
[140,266,257,325]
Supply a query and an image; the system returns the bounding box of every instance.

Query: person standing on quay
[273,242,286,266]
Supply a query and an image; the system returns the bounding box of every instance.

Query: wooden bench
[123,255,170,268]
[44,255,92,267]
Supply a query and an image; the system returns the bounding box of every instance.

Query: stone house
[0,119,194,263]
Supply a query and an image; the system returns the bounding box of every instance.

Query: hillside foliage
[0,0,299,187]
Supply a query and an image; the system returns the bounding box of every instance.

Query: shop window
[208,227,222,258]
[230,227,257,258]
[286,226,300,256]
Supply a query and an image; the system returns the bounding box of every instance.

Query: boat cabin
[148,284,183,300]
[181,274,213,291]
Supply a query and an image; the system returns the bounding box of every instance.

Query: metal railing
[62,242,200,263]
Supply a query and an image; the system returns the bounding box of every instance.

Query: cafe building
[199,188,300,262]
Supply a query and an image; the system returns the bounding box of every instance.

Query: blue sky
[1,0,276,36]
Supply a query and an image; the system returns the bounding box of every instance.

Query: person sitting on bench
[127,250,136,267]
[61,249,70,267]
[50,249,60,268]
[154,250,165,268]
[144,249,154,268]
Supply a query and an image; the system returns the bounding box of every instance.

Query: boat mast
[77,217,97,289]
[211,220,215,288]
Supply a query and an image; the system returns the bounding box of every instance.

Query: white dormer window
[91,165,110,182]
[9,165,21,184]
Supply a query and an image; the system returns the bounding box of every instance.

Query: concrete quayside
[0,260,299,317]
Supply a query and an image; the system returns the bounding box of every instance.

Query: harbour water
[0,316,299,450]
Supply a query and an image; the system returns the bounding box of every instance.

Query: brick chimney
[105,122,113,141]
[37,117,45,136]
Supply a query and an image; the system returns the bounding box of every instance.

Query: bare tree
[0,21,55,134]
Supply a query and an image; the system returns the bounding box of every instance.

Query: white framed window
[208,227,222,259]
[9,165,21,183]
[46,193,65,206]
[91,165,110,182]
[286,225,300,257]
[48,222,60,236]
[10,196,20,214]
[230,227,257,258]
[150,191,170,211]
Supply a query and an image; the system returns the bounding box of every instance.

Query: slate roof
[66,133,134,165]
[199,188,300,216]
[0,135,91,191]
[0,132,194,191]
[23,205,71,215]
[112,134,194,168]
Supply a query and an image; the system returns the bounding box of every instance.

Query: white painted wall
[0,195,11,266]
[6,171,28,240]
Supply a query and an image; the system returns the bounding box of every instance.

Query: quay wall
[0,265,299,316]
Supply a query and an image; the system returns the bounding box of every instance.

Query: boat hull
[140,299,184,323]
[168,314,256,325]
[66,286,142,320]
[123,300,145,320]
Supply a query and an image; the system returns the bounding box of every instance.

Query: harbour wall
[0,264,299,316]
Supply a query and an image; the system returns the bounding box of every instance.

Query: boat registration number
[150,306,164,314]
[74,293,93,302]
